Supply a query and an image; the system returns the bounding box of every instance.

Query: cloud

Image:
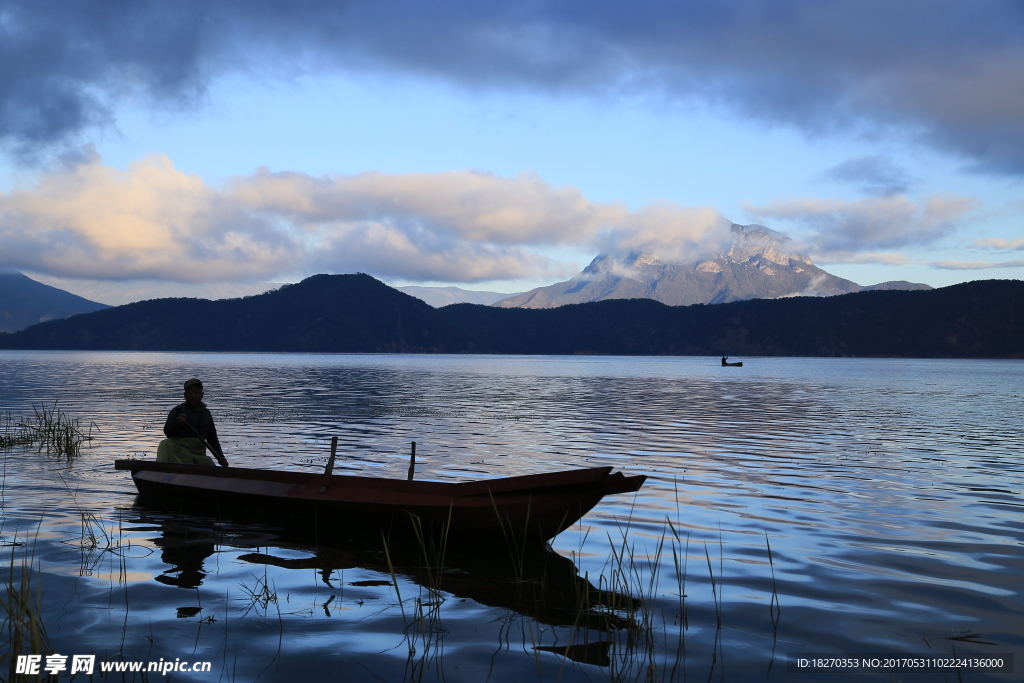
[744,193,979,259]
[819,156,915,196]
[228,168,624,246]
[782,273,839,298]
[306,225,564,282]
[974,237,1024,250]
[595,203,733,264]
[810,252,915,266]
[0,153,730,283]
[930,259,1024,270]
[2,2,1024,173]
[0,154,299,282]
[0,2,210,159]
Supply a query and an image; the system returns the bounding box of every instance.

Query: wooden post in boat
[321,436,338,493]
[407,441,416,481]
[324,436,339,476]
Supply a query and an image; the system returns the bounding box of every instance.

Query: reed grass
[386,515,457,683]
[765,530,780,630]
[381,526,449,682]
[522,518,788,682]
[0,413,33,452]
[0,541,52,683]
[1,403,95,458]
[23,403,95,458]
[238,573,278,617]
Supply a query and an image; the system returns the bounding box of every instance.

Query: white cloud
[0,154,301,282]
[930,259,1024,270]
[0,153,734,284]
[974,237,1024,250]
[595,203,733,264]
[7,152,987,285]
[744,193,979,260]
[812,251,915,266]
[228,168,624,245]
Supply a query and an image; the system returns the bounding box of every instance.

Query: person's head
[183,378,204,406]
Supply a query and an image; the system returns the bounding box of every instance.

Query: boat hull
[115,460,645,546]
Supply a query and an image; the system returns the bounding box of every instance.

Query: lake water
[0,351,1021,681]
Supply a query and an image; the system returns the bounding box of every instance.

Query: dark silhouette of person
[157,378,223,465]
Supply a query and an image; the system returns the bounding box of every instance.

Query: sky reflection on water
[0,352,1022,681]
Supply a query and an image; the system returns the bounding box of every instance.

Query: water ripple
[1,352,1022,680]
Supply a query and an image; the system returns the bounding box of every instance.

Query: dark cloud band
[2,1,1023,172]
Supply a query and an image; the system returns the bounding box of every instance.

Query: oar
[180,420,229,467]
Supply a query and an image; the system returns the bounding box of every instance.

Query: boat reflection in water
[125,499,644,669]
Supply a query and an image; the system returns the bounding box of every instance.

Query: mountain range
[396,286,522,307]
[1,222,930,330]
[25,276,283,307]
[0,270,110,333]
[0,273,1019,358]
[495,224,930,308]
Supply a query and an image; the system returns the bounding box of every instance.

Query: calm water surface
[0,352,1021,681]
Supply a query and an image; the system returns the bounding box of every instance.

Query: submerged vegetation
[0,413,33,451]
[0,545,52,683]
[369,511,785,681]
[0,404,94,458]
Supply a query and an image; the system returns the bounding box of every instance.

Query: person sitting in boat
[157,378,223,466]
[721,356,728,366]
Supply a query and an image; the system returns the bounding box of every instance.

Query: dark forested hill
[0,274,1020,358]
[441,279,1023,357]
[0,274,453,352]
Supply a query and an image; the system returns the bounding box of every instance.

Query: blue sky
[1,1,1022,302]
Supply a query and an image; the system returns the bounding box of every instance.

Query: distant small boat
[115,459,646,546]
[720,357,743,367]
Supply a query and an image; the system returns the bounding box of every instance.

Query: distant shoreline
[1,275,1021,359]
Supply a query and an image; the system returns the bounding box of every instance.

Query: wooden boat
[114,459,646,546]
[722,361,743,367]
